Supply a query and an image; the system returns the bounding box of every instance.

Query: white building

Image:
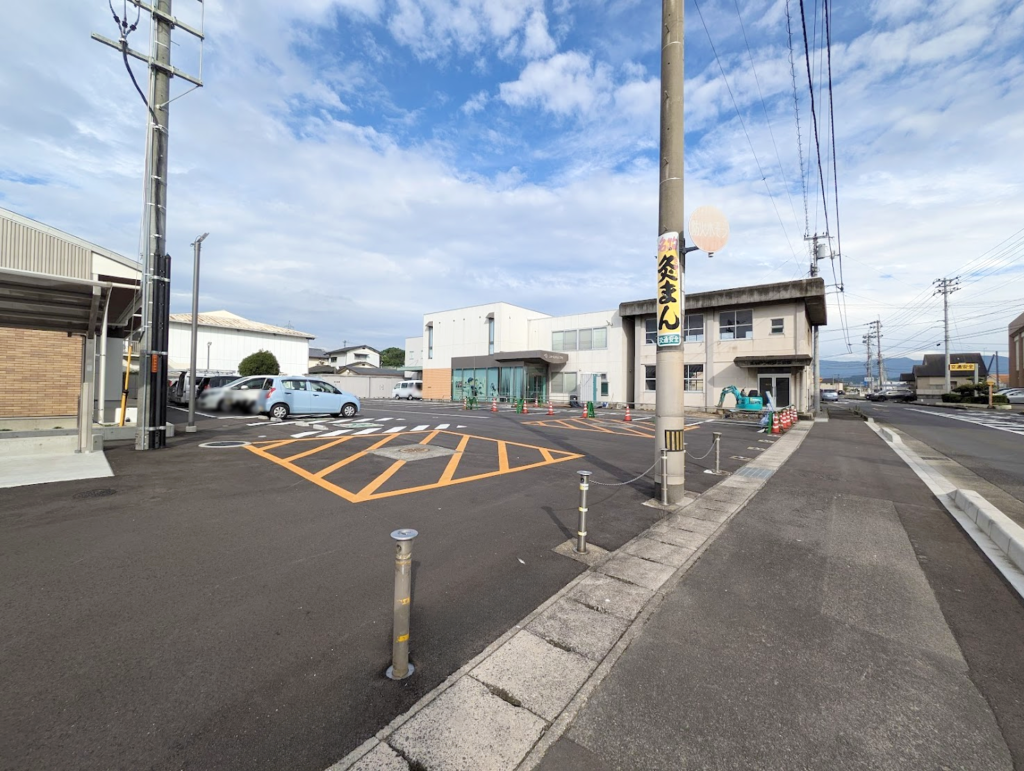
[406,278,826,412]
[168,310,314,376]
[325,344,380,369]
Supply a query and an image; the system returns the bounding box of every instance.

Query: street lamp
[186,232,210,433]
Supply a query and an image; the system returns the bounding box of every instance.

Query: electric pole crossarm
[128,0,205,39]
[91,34,204,87]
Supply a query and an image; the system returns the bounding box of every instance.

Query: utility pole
[933,277,960,394]
[867,319,883,388]
[92,1,205,450]
[186,232,209,433]
[862,333,873,391]
[654,0,690,505]
[806,234,829,412]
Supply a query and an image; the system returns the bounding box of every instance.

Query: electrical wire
[785,0,810,237]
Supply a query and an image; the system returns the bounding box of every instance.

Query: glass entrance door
[758,374,792,408]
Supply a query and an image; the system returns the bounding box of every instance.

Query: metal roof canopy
[0,267,111,337]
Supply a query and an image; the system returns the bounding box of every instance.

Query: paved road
[0,402,761,770]
[853,401,1024,515]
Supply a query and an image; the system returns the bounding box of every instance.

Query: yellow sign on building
[950,363,976,371]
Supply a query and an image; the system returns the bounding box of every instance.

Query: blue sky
[1,0,1022,364]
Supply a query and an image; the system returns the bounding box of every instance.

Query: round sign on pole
[688,206,730,253]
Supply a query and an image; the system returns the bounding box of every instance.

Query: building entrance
[758,374,792,409]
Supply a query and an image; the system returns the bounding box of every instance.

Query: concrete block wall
[0,328,82,418]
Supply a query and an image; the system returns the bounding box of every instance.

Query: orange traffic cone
[547,402,554,416]
[772,412,780,434]
[491,398,498,413]
[624,406,632,422]
[581,405,588,419]
[522,402,529,414]
[463,396,467,410]
[534,396,539,407]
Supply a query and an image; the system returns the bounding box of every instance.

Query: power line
[784,0,809,236]
[692,0,801,264]
[797,0,831,241]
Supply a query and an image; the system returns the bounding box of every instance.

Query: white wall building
[409,279,826,412]
[325,344,380,369]
[168,310,314,376]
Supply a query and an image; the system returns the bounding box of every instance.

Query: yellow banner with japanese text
[657,232,682,346]
[950,363,976,371]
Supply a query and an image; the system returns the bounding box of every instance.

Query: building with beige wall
[406,278,826,411]
[1010,310,1024,388]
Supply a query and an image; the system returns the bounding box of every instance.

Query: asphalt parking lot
[2,399,777,770]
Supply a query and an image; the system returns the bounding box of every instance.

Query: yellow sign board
[950,363,976,371]
[657,232,682,346]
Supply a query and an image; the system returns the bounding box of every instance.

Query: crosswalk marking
[384,426,408,433]
[412,424,429,431]
[907,408,1024,436]
[284,420,473,439]
[377,417,394,421]
[321,429,352,437]
[437,423,450,429]
[354,427,382,435]
[292,430,323,438]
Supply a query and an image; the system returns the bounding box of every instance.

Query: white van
[392,380,423,400]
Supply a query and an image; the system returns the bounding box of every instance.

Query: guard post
[386,528,418,680]
[574,471,592,554]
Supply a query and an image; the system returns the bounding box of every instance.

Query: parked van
[392,380,423,400]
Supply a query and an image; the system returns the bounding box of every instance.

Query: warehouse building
[405,277,826,412]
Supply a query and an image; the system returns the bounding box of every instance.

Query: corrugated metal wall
[0,214,91,279]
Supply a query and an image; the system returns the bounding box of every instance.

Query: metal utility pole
[862,333,873,391]
[806,234,828,412]
[867,319,883,389]
[186,232,209,433]
[654,0,689,504]
[933,277,960,394]
[92,1,205,449]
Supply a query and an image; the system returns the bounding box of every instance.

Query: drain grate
[73,488,117,500]
[199,440,251,449]
[734,467,775,480]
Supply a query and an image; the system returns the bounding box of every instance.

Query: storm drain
[734,466,775,480]
[198,440,251,449]
[370,444,456,462]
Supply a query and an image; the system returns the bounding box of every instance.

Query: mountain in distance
[820,355,1010,383]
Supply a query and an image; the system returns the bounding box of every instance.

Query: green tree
[381,347,405,368]
[238,349,280,376]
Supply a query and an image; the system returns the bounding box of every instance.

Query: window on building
[684,314,704,342]
[354,353,368,360]
[645,365,656,391]
[720,309,753,340]
[600,373,609,397]
[552,330,578,351]
[427,325,433,359]
[593,326,607,349]
[488,317,495,355]
[645,317,657,344]
[550,372,578,393]
[579,328,592,350]
[684,364,704,392]
[771,318,785,335]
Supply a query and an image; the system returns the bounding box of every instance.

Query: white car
[392,380,423,400]
[996,388,1024,404]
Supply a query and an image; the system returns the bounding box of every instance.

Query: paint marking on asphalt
[377,417,394,421]
[436,423,450,429]
[360,408,492,420]
[321,429,352,437]
[291,431,322,438]
[384,426,408,434]
[354,427,382,435]
[412,425,429,431]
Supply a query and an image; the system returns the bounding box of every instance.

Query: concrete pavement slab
[527,598,629,662]
[471,631,594,721]
[388,676,545,771]
[645,524,707,550]
[596,552,677,591]
[662,514,719,536]
[622,536,694,566]
[567,573,654,621]
[341,743,408,770]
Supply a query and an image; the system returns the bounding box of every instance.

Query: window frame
[683,313,704,343]
[644,365,656,392]
[770,317,785,335]
[719,309,754,340]
[683,364,704,392]
[644,317,657,345]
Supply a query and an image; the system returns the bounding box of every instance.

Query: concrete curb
[329,421,814,771]
[863,420,1024,600]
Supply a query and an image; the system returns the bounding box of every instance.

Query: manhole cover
[371,444,456,462]
[73,488,117,500]
[199,440,251,448]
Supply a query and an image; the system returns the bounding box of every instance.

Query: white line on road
[320,429,352,437]
[291,431,322,438]
[377,417,394,421]
[384,426,408,433]
[436,423,450,429]
[167,405,220,419]
[361,408,491,420]
[411,425,429,431]
[354,427,382,435]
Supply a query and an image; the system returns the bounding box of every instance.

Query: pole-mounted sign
[657,232,682,347]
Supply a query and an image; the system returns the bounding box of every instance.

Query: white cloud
[461,90,490,114]
[499,52,612,116]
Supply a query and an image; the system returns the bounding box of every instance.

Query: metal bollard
[386,528,418,680]
[660,448,669,506]
[574,471,592,554]
[713,432,722,474]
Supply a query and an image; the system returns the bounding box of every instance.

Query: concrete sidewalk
[532,413,1022,770]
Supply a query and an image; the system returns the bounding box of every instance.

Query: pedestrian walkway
[533,413,1022,770]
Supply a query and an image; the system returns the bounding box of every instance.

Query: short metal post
[387,528,418,680]
[575,471,592,554]
[660,448,669,506]
[713,432,722,475]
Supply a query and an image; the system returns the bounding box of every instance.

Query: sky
[1,0,1022,368]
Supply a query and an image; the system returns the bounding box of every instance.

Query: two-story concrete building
[406,278,826,412]
[325,344,380,370]
[1010,310,1024,389]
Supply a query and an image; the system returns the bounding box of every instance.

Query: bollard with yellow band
[387,528,418,680]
